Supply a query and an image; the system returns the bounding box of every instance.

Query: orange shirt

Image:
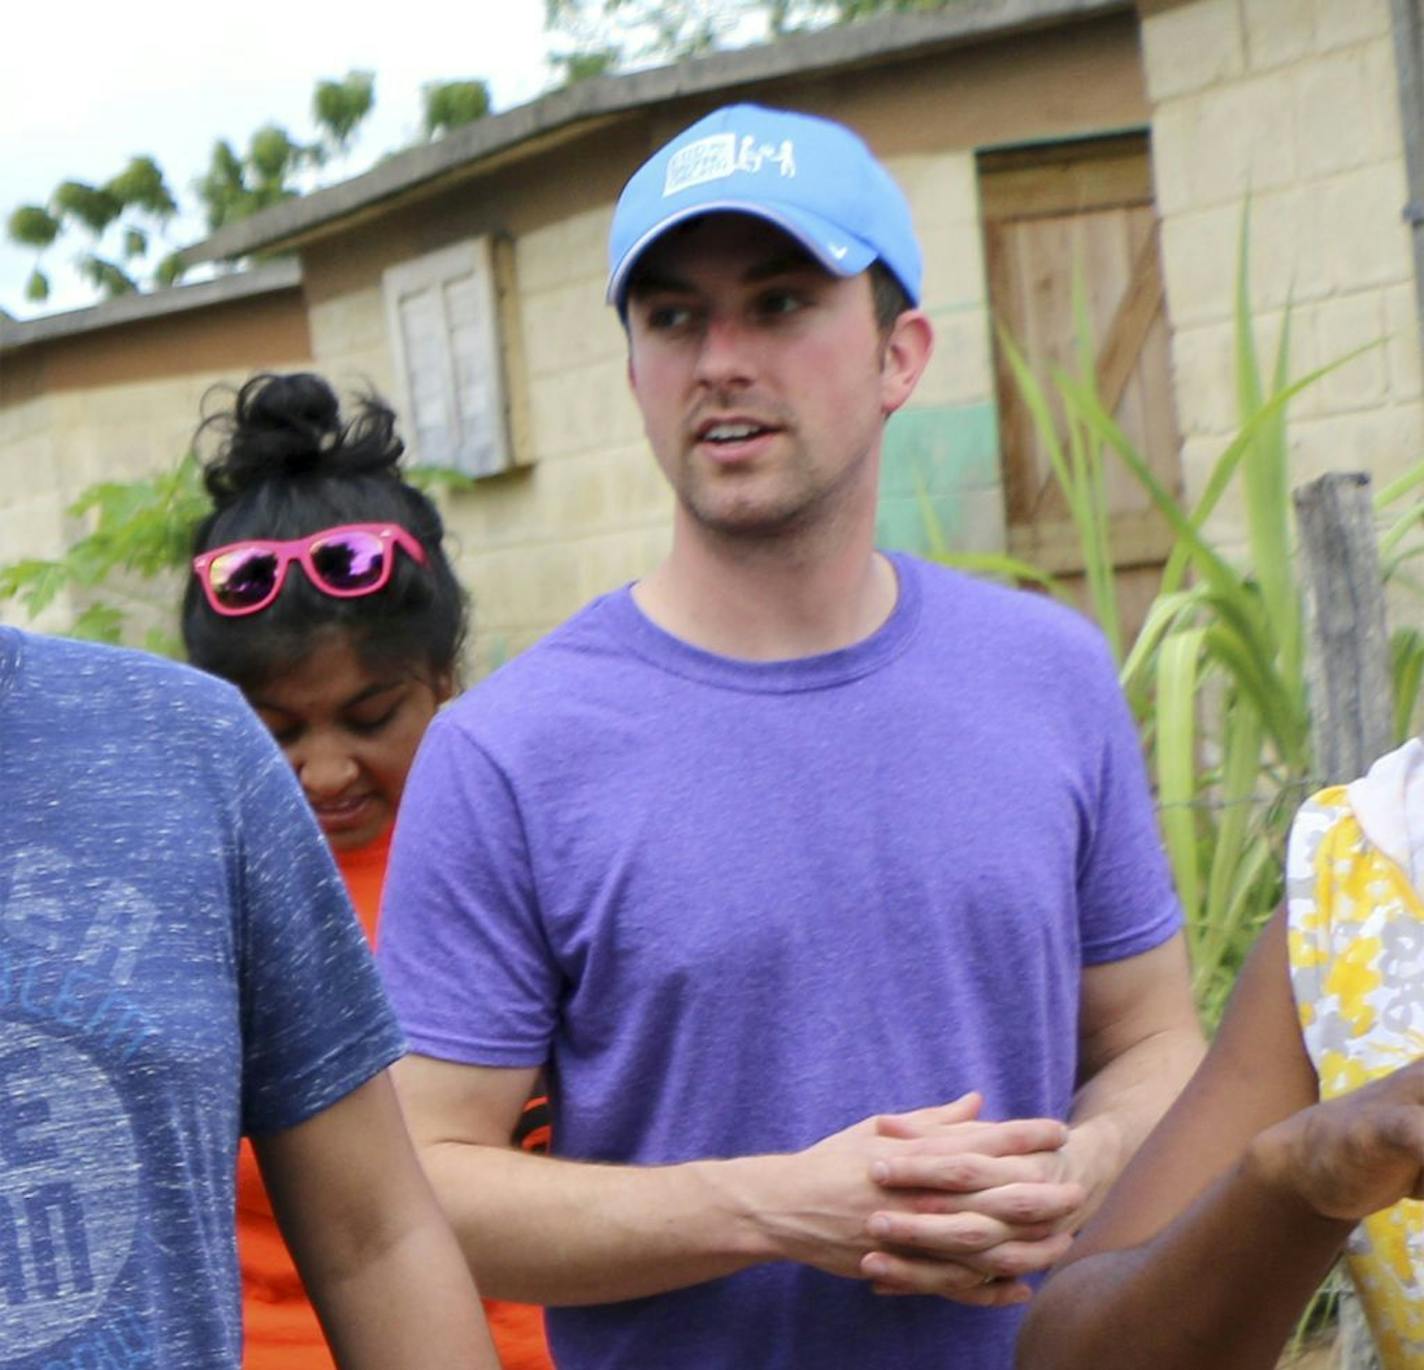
[237,829,553,1369]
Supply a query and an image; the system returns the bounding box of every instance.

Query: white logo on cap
[665,132,797,197]
[829,244,849,259]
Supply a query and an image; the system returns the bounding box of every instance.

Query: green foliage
[7,205,60,249]
[422,80,491,138]
[103,157,178,218]
[77,255,138,298]
[9,159,179,304]
[933,209,1418,1028]
[545,0,966,71]
[249,124,306,184]
[1390,629,1424,742]
[7,72,374,305]
[0,454,209,653]
[551,48,620,85]
[52,181,122,234]
[154,253,186,288]
[198,140,249,232]
[313,71,376,154]
[197,126,312,233]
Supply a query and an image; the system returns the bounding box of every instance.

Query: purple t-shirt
[379,554,1180,1370]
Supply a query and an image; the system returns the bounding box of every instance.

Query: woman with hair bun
[184,372,552,1370]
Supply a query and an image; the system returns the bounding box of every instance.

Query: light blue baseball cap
[607,103,923,310]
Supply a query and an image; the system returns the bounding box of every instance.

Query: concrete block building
[3,0,1421,672]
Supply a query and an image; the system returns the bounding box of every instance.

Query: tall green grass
[937,211,1423,1025]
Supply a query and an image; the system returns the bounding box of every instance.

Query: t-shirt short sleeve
[378,713,559,1067]
[231,712,405,1135]
[1072,632,1183,966]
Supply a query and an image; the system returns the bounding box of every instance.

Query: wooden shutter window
[383,238,512,478]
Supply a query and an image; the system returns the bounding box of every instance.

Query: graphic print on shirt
[1,845,159,1368]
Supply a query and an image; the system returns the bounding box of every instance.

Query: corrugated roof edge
[178,0,1130,268]
[0,260,303,353]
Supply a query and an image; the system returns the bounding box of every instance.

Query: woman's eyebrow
[341,681,404,709]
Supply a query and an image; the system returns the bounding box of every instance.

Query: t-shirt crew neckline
[604,550,923,694]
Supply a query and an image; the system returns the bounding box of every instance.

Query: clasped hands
[769,1091,1089,1308]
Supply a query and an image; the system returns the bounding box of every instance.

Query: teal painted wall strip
[876,401,1005,556]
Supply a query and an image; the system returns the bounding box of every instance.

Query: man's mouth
[699,421,775,444]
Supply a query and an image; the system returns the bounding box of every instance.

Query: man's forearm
[420,1139,790,1304]
[1017,1143,1351,1370]
[1066,1024,1205,1218]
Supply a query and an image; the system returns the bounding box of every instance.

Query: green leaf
[0,558,70,617]
[77,255,137,298]
[70,603,125,644]
[1156,627,1207,925]
[104,156,178,218]
[52,180,122,234]
[248,124,301,185]
[1392,628,1424,742]
[7,204,61,248]
[123,227,148,260]
[143,626,185,659]
[927,549,1069,600]
[552,48,620,84]
[24,268,50,303]
[154,252,186,288]
[313,70,375,152]
[422,80,491,138]
[404,463,478,494]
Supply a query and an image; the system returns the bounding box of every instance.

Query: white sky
[0,0,556,319]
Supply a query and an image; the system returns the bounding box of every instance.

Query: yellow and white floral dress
[1288,738,1424,1367]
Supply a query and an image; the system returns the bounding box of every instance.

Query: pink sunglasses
[192,523,428,617]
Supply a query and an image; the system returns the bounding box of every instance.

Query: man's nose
[693,314,756,389]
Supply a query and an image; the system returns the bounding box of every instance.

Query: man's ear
[879,309,934,417]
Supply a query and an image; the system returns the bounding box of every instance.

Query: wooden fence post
[1293,471,1390,1370]
[1293,472,1394,787]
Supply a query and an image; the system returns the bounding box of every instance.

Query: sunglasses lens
[309,531,387,592]
[209,548,279,609]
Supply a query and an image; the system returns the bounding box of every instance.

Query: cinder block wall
[1141,0,1423,549]
[0,379,66,631]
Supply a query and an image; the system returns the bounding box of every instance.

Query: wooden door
[980,134,1181,632]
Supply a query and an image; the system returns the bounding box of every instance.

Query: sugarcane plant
[933,209,1424,1026]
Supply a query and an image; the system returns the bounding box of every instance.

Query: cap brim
[607,199,877,307]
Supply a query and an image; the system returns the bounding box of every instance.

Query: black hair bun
[201,371,405,505]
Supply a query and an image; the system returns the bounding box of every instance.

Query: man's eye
[647,303,695,331]
[757,290,804,318]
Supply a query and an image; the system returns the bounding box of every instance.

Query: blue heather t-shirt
[379,554,1181,1370]
[0,629,405,1369]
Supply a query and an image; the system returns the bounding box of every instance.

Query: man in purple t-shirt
[379,104,1205,1369]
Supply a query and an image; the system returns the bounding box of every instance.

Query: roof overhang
[0,260,302,354]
